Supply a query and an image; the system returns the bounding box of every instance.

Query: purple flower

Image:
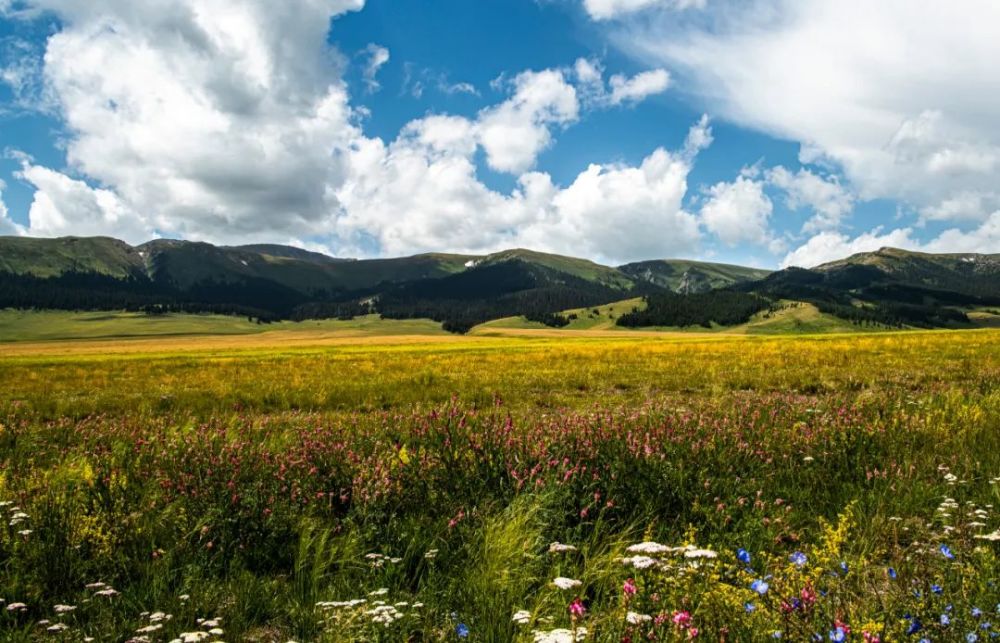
[790,552,807,567]
[751,579,770,595]
[940,544,955,559]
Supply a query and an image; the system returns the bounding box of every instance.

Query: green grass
[0,310,447,342]
[0,330,998,641]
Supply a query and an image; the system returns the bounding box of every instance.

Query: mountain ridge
[1,236,997,333]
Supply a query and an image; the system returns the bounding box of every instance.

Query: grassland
[1,328,999,641]
[0,310,447,343]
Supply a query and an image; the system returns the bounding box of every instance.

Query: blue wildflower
[839,561,849,575]
[790,551,807,567]
[751,579,770,595]
[932,584,943,594]
[773,632,783,639]
[968,634,979,643]
[745,602,756,613]
[942,614,951,626]
[829,626,847,642]
[941,544,955,559]
[907,617,922,635]
[888,567,898,580]
[738,548,752,565]
[982,622,992,630]
[975,608,985,618]
[456,623,469,638]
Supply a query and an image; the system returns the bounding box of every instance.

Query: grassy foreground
[1,330,999,641]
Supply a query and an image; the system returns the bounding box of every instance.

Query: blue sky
[1,0,999,268]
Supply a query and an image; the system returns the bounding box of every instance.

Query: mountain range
[1,235,998,333]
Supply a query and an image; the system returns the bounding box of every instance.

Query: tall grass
[0,331,998,639]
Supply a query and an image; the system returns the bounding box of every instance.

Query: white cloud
[17,163,151,242]
[617,0,1000,227]
[920,191,1000,223]
[8,0,365,245]
[476,69,579,174]
[608,69,670,105]
[336,116,711,262]
[699,176,774,247]
[766,166,854,232]
[0,182,26,235]
[361,43,389,93]
[2,0,706,263]
[573,58,670,108]
[583,0,706,21]
[781,215,1000,268]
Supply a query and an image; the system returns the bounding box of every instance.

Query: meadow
[1,326,999,641]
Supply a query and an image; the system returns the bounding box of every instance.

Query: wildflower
[548,542,577,553]
[53,605,76,613]
[801,583,817,607]
[626,612,652,624]
[552,577,582,590]
[532,628,587,643]
[751,579,770,595]
[966,634,978,643]
[6,602,27,612]
[569,597,586,617]
[906,617,922,635]
[830,627,847,642]
[744,602,756,613]
[684,548,718,559]
[626,542,670,554]
[973,607,983,618]
[424,548,439,559]
[840,561,849,575]
[790,551,807,567]
[737,548,752,565]
[932,584,943,594]
[887,567,897,580]
[940,544,955,559]
[672,611,692,628]
[623,577,637,597]
[513,610,531,625]
[942,614,951,626]
[862,632,881,643]
[47,623,69,633]
[456,623,469,638]
[619,555,658,569]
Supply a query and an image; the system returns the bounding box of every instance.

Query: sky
[1,1,1000,268]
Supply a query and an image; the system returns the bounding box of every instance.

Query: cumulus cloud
[781,215,1000,268]
[7,0,365,245]
[361,43,390,93]
[337,115,712,262]
[699,176,775,248]
[608,69,670,105]
[476,69,579,174]
[0,182,26,235]
[766,166,854,232]
[17,163,151,242]
[618,0,1000,226]
[573,58,670,108]
[2,0,706,262]
[583,0,706,21]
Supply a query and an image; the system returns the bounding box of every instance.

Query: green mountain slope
[0,236,145,278]
[619,259,771,293]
